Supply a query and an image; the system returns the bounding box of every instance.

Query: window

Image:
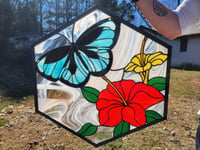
[180,37,188,52]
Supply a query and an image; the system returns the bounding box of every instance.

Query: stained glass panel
[34,5,171,147]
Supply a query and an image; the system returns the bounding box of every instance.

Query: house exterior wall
[138,26,200,67]
[166,35,200,67]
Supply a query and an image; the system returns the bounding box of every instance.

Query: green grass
[0,69,199,149]
[194,116,200,121]
[0,96,34,111]
[0,119,7,127]
[169,69,200,97]
[0,99,15,111]
[107,139,124,149]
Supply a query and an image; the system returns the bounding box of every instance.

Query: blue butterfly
[36,18,120,87]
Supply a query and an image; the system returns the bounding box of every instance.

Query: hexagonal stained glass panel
[34,5,171,147]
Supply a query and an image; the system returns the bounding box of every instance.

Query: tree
[13,0,38,32]
[37,0,45,36]
[42,0,93,34]
[116,0,136,22]
[92,0,136,24]
[93,0,118,11]
[0,0,13,49]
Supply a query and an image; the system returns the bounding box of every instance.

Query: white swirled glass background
[35,9,169,144]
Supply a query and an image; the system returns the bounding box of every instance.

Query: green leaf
[81,87,100,103]
[148,77,166,91]
[114,121,130,137]
[146,110,162,123]
[78,123,98,136]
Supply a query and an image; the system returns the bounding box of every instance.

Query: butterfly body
[36,18,120,87]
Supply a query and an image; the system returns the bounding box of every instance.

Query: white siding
[167,36,200,67]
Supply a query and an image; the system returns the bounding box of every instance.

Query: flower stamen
[140,36,148,67]
[102,76,127,106]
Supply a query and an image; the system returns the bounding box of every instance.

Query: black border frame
[33,4,172,147]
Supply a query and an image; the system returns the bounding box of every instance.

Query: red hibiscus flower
[96,80,164,127]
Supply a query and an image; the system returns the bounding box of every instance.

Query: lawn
[0,69,199,150]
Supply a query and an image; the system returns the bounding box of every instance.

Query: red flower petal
[98,88,122,103]
[129,83,164,109]
[122,104,146,127]
[99,105,123,126]
[120,80,136,102]
[107,82,125,100]
[96,98,122,110]
[96,80,164,127]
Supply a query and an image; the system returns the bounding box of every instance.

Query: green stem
[102,76,127,106]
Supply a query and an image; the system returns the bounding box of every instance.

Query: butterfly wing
[36,46,70,81]
[36,45,90,87]
[36,18,120,87]
[59,18,120,87]
[76,18,120,75]
[59,51,90,87]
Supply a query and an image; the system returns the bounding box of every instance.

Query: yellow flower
[125,52,167,73]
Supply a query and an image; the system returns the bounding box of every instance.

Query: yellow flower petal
[147,52,161,61]
[125,63,137,72]
[144,63,151,71]
[131,55,142,66]
[145,54,150,64]
[151,60,164,66]
[134,66,144,73]
[148,52,167,66]
[125,52,167,73]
